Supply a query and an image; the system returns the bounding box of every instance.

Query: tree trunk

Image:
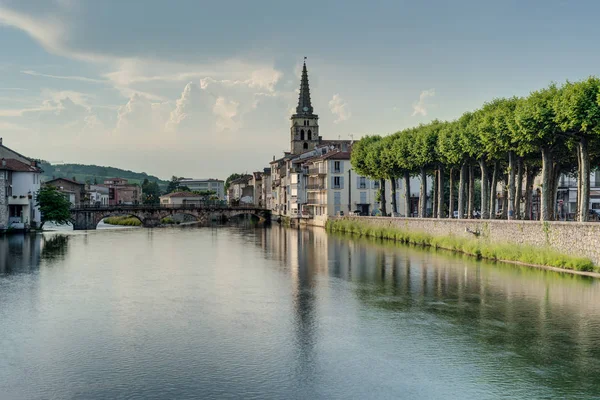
[458,162,466,219]
[552,164,561,221]
[390,177,398,216]
[579,138,590,222]
[437,165,445,219]
[419,168,427,218]
[524,164,534,220]
[432,171,438,218]
[541,147,553,221]
[489,160,499,219]
[507,151,516,220]
[448,167,455,219]
[501,175,508,219]
[479,158,489,219]
[404,171,411,217]
[515,157,523,219]
[468,165,475,219]
[380,178,387,217]
[577,144,582,220]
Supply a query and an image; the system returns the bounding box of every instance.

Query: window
[308,130,312,140]
[334,176,341,188]
[303,142,308,150]
[334,161,341,173]
[359,176,366,189]
[360,192,367,204]
[300,129,305,140]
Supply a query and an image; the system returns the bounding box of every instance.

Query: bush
[103,216,142,226]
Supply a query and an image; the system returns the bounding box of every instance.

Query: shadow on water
[0,233,70,275]
[247,225,600,398]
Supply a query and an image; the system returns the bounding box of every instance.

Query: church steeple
[295,59,313,115]
[290,57,319,154]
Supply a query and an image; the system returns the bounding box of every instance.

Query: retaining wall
[331,216,600,265]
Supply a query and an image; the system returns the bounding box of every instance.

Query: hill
[39,162,168,187]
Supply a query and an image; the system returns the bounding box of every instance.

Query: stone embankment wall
[331,216,600,265]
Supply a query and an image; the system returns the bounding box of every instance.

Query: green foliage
[225,173,245,190]
[326,219,596,272]
[35,186,72,229]
[166,176,191,194]
[141,178,161,205]
[103,216,142,226]
[38,161,167,187]
[161,217,176,224]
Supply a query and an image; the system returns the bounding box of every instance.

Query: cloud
[412,89,435,116]
[166,82,214,132]
[115,93,170,138]
[213,97,240,132]
[21,70,106,84]
[328,94,351,123]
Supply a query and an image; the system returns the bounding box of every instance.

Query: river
[1,225,600,399]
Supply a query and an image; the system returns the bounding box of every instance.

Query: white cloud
[412,89,435,116]
[21,70,106,84]
[166,82,214,132]
[213,97,240,132]
[328,94,351,123]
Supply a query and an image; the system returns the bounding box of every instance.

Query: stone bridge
[70,204,271,230]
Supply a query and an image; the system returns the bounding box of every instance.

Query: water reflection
[251,226,600,398]
[0,234,69,275]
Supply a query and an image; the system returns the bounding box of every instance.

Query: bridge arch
[70,205,270,230]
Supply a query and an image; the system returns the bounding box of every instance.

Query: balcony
[308,168,326,176]
[307,198,327,205]
[306,184,326,190]
[8,195,31,205]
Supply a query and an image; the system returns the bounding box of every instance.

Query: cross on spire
[296,58,313,115]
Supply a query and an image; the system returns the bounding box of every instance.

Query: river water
[1,225,600,399]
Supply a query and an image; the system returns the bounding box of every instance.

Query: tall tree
[514,84,565,221]
[36,186,72,229]
[554,77,600,221]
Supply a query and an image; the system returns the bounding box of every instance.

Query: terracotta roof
[160,191,203,198]
[45,177,84,186]
[0,158,41,172]
[323,151,351,160]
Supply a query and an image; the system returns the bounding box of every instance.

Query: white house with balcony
[0,157,42,230]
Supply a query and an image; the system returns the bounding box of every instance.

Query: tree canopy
[350,77,600,222]
[36,186,72,229]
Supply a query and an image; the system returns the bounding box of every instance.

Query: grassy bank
[103,216,142,226]
[326,219,596,272]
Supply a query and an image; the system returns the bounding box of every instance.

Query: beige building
[160,191,204,205]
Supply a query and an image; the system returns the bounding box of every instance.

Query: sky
[1,0,600,180]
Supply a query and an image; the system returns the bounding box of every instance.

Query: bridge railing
[70,202,268,211]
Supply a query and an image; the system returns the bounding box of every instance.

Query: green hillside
[39,161,168,187]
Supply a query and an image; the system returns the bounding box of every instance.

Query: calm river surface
[1,225,600,399]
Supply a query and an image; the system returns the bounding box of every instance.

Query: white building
[88,185,109,206]
[179,178,225,200]
[159,191,203,205]
[0,157,42,230]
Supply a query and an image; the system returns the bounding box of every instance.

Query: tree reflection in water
[41,234,70,261]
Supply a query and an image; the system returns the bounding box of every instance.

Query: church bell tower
[290,59,319,154]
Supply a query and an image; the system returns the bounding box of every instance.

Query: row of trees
[351,77,600,222]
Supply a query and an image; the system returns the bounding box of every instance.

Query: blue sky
[0,0,599,180]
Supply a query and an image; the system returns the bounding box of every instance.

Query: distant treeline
[38,161,168,187]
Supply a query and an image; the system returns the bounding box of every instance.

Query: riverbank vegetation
[351,77,600,222]
[326,219,596,272]
[103,216,142,226]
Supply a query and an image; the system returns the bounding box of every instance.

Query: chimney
[0,137,3,145]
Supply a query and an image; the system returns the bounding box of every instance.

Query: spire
[296,57,313,115]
